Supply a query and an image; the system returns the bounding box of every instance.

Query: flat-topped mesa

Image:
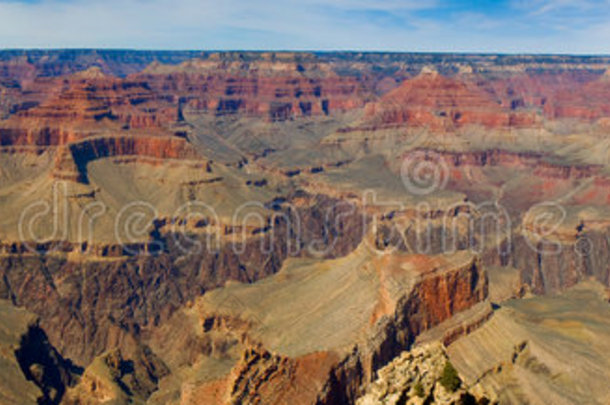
[132,59,371,121]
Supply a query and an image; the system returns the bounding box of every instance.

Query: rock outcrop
[357,343,492,405]
[63,344,169,405]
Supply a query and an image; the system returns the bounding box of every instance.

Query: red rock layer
[477,71,597,111]
[404,147,610,208]
[471,70,610,122]
[0,69,178,143]
[355,71,539,131]
[53,135,202,182]
[0,68,198,182]
[349,70,610,132]
[543,74,610,121]
[132,60,371,121]
[415,148,602,180]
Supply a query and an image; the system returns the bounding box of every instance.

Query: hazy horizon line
[1,48,610,58]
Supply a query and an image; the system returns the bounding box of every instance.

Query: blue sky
[0,0,609,53]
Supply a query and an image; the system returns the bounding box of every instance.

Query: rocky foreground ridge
[357,342,491,405]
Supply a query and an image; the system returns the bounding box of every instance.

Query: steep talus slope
[447,282,610,405]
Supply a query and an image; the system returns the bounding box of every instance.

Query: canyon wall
[1,51,610,404]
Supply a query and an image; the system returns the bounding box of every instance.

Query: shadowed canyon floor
[0,50,610,404]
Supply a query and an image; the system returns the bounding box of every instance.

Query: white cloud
[0,0,608,53]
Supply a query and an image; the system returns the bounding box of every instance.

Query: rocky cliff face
[58,135,202,182]
[155,247,489,405]
[354,254,488,394]
[0,192,364,366]
[132,59,371,122]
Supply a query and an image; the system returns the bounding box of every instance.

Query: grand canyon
[1,49,610,405]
